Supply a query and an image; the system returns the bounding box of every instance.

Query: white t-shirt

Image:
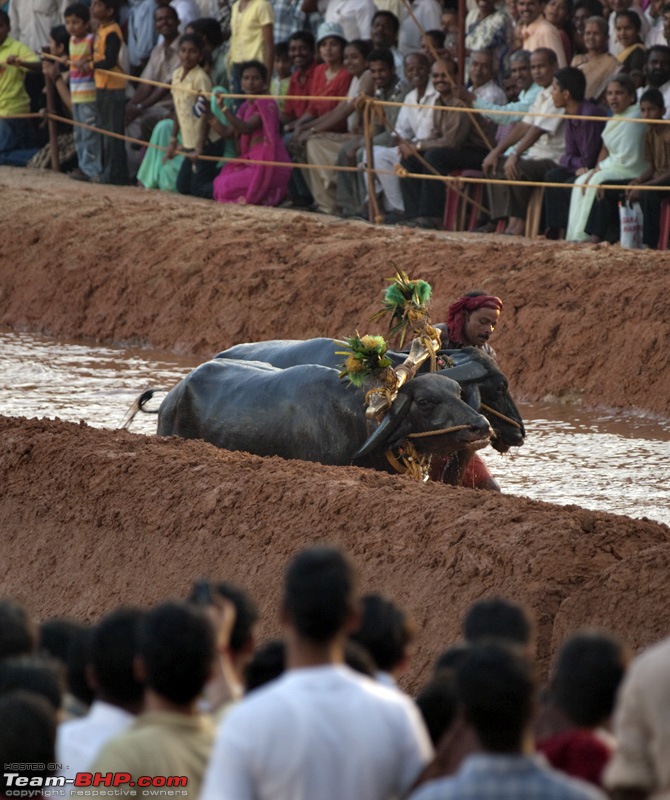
[522,84,565,162]
[200,664,433,800]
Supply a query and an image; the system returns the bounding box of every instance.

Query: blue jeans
[72,101,102,178]
[0,119,38,166]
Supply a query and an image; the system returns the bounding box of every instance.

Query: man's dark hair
[456,644,536,752]
[551,629,627,727]
[0,692,56,790]
[532,46,558,65]
[91,608,144,707]
[283,546,356,643]
[138,602,214,704]
[348,38,373,59]
[244,640,285,693]
[0,656,64,712]
[187,16,224,48]
[289,29,315,49]
[66,626,95,708]
[349,594,414,672]
[0,600,36,660]
[573,0,604,16]
[39,618,85,664]
[372,9,400,34]
[434,642,471,673]
[156,3,179,21]
[50,23,69,49]
[640,86,665,109]
[213,582,259,654]
[462,597,533,648]
[554,66,586,101]
[367,48,395,68]
[424,29,445,49]
[344,639,376,676]
[416,670,459,745]
[647,44,670,59]
[64,2,90,21]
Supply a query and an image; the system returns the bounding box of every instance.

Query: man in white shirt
[324,0,377,41]
[469,50,508,104]
[371,51,438,217]
[200,545,433,800]
[482,47,564,234]
[9,0,66,52]
[57,609,144,786]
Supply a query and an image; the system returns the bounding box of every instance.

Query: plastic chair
[442,170,486,231]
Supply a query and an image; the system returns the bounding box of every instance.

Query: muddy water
[2,331,669,526]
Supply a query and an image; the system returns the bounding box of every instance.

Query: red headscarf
[446,294,503,344]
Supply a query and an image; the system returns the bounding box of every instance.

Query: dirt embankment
[1,168,670,691]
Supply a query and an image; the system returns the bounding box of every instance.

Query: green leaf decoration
[336,333,392,387]
[369,271,433,348]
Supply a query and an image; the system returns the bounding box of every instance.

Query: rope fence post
[44,72,60,172]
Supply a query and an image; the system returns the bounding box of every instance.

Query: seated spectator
[125,4,181,179]
[571,15,621,102]
[535,629,628,787]
[370,50,437,220]
[637,45,670,117]
[469,49,507,103]
[482,47,564,235]
[542,66,607,238]
[270,39,291,111]
[626,87,670,247]
[90,602,217,800]
[334,47,407,218]
[300,39,374,215]
[566,74,647,241]
[206,60,291,205]
[281,30,317,130]
[349,593,415,688]
[464,0,514,74]
[0,9,40,165]
[615,10,647,74]
[408,644,606,800]
[398,58,491,229]
[57,608,144,781]
[200,545,433,800]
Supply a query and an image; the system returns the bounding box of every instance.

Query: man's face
[469,52,493,87]
[463,308,500,347]
[371,14,396,48]
[530,51,554,87]
[369,59,394,89]
[517,0,542,25]
[511,58,532,90]
[550,76,567,107]
[404,53,430,89]
[155,7,178,39]
[430,61,453,94]
[289,38,314,70]
[645,49,670,87]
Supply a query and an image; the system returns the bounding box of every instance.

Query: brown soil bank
[2,169,670,691]
[2,415,669,692]
[1,168,670,416]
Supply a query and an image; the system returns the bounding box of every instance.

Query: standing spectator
[324,0,376,42]
[408,645,606,800]
[90,0,129,185]
[228,0,274,97]
[371,10,403,76]
[9,0,66,53]
[544,0,574,62]
[125,3,181,178]
[0,11,40,165]
[272,0,305,44]
[398,0,442,56]
[65,3,103,182]
[127,0,158,74]
[464,0,514,73]
[603,635,670,799]
[162,0,201,31]
[0,599,36,661]
[200,545,433,800]
[516,0,568,66]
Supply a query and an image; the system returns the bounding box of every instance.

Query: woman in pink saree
[212,61,292,206]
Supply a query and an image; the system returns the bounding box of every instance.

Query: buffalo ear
[351,394,411,461]
[440,361,488,383]
[460,383,481,410]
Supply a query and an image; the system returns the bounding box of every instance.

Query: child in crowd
[64,3,101,182]
[270,40,291,112]
[209,60,291,206]
[90,0,128,184]
[440,9,459,50]
[627,88,670,247]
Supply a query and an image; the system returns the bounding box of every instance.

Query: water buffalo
[214,339,525,453]
[154,359,492,474]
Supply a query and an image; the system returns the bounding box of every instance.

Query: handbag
[619,201,644,250]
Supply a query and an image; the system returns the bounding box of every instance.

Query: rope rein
[407,423,472,439]
[479,403,523,430]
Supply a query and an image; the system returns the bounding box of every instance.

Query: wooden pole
[44,73,60,172]
[457,0,466,86]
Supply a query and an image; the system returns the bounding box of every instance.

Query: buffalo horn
[352,394,411,460]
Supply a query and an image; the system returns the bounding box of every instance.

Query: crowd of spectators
[2,0,670,243]
[2,544,670,800]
